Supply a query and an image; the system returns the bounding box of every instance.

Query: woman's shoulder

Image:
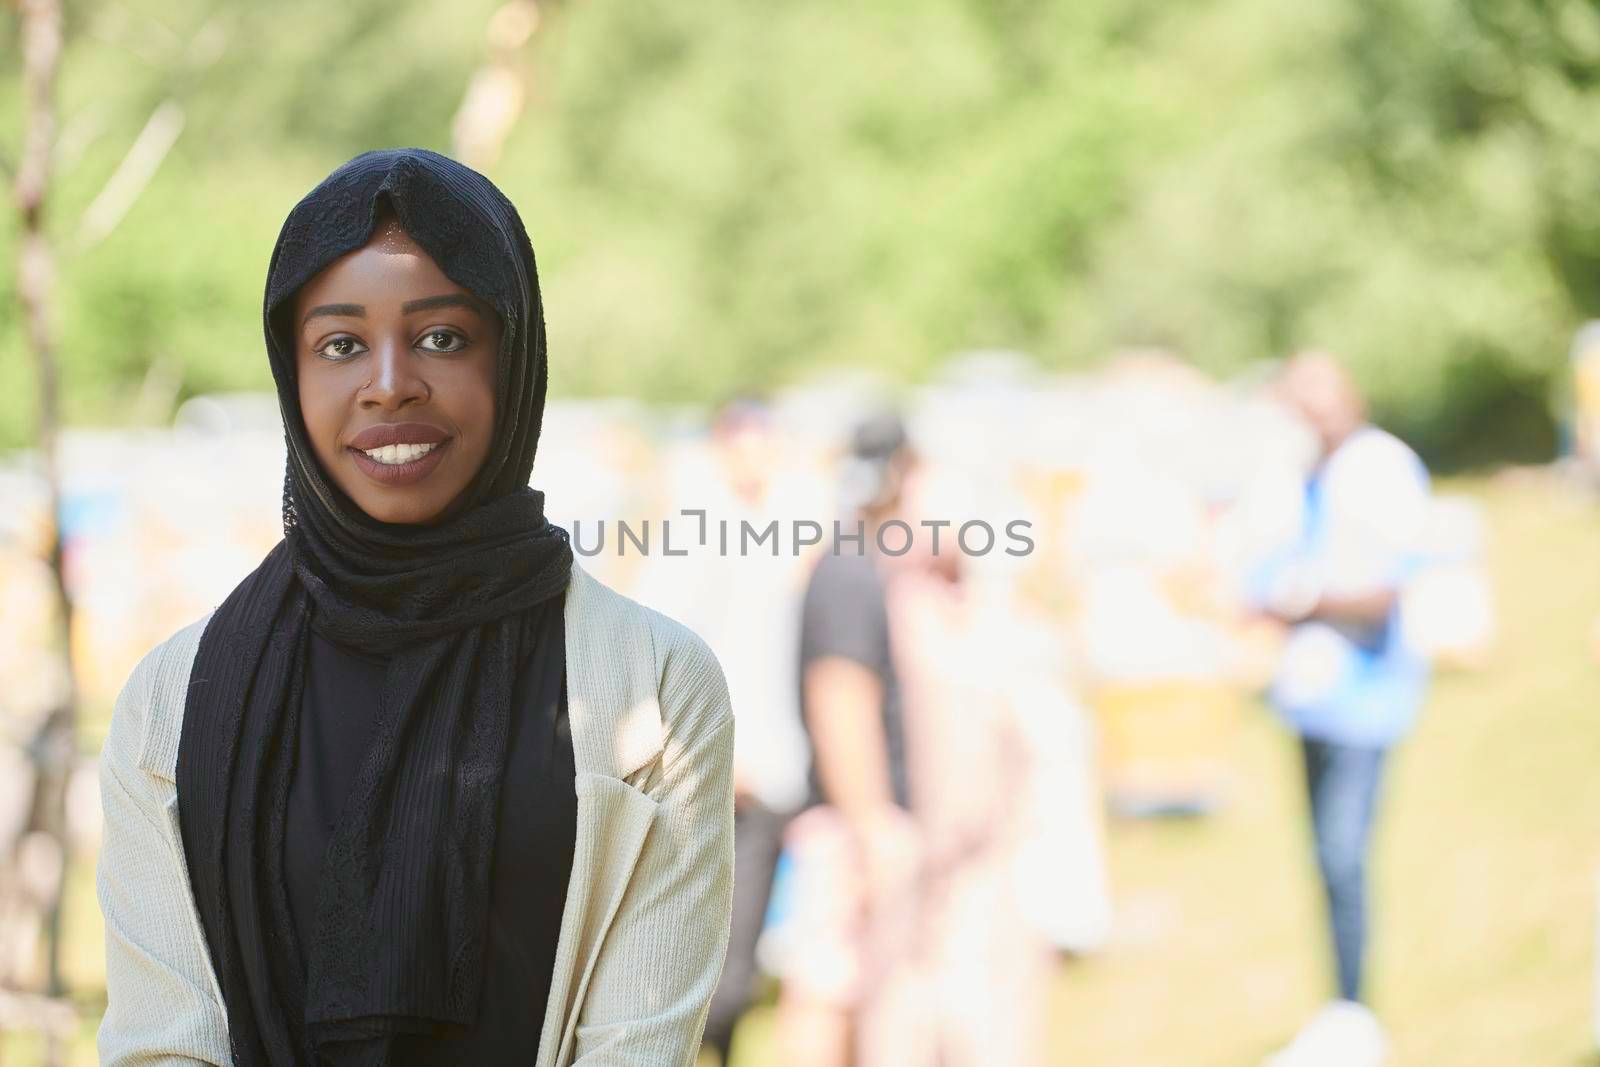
[566,563,731,738]
[106,611,214,779]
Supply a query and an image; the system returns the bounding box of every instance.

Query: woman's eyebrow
[402,293,486,317]
[302,303,364,326]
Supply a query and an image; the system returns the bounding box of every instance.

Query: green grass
[6,474,1599,1065]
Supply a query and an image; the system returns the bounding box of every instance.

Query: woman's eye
[418,329,468,353]
[316,336,366,361]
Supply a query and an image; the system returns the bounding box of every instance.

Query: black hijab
[176,148,574,1066]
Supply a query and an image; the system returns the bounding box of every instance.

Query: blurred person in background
[1569,320,1600,483]
[777,412,924,1067]
[1253,352,1432,1067]
[1571,325,1600,661]
[642,396,813,1065]
[94,149,734,1067]
[884,465,1052,1067]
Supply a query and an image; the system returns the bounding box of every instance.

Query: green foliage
[2,0,1598,466]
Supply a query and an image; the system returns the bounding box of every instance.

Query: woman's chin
[345,487,453,526]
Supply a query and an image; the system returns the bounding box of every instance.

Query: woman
[95,148,735,1067]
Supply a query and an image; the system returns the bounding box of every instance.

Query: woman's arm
[96,649,231,1066]
[570,631,736,1066]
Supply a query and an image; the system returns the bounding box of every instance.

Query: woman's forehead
[294,231,472,308]
[364,216,419,254]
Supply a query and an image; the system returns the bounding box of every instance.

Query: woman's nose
[359,338,429,410]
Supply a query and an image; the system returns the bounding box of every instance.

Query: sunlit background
[2,1,1599,1064]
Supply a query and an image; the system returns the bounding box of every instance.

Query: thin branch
[68,6,231,253]
[73,99,184,252]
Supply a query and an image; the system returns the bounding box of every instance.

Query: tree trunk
[14,0,77,1020]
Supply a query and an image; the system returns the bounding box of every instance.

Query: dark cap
[849,409,909,462]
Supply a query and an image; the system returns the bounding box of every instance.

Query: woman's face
[293,221,500,525]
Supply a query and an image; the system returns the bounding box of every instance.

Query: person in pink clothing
[885,528,1051,1067]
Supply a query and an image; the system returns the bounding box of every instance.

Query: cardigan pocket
[537,771,659,1067]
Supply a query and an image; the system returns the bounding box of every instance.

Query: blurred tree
[1,0,1596,467]
[8,0,80,1060]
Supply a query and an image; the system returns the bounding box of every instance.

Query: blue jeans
[1301,737,1388,1003]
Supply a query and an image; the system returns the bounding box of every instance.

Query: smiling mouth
[347,438,451,487]
[358,441,440,466]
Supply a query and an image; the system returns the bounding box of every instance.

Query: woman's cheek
[299,376,348,462]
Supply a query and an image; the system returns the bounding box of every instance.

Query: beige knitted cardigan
[96,558,735,1066]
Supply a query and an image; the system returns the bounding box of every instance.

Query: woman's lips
[348,437,451,487]
[347,421,450,451]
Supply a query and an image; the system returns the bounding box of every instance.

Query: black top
[279,603,577,1065]
[797,550,910,810]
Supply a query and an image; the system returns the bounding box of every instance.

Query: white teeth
[362,442,438,465]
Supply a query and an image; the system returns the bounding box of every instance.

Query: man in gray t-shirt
[798,547,909,811]
[778,411,922,1067]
